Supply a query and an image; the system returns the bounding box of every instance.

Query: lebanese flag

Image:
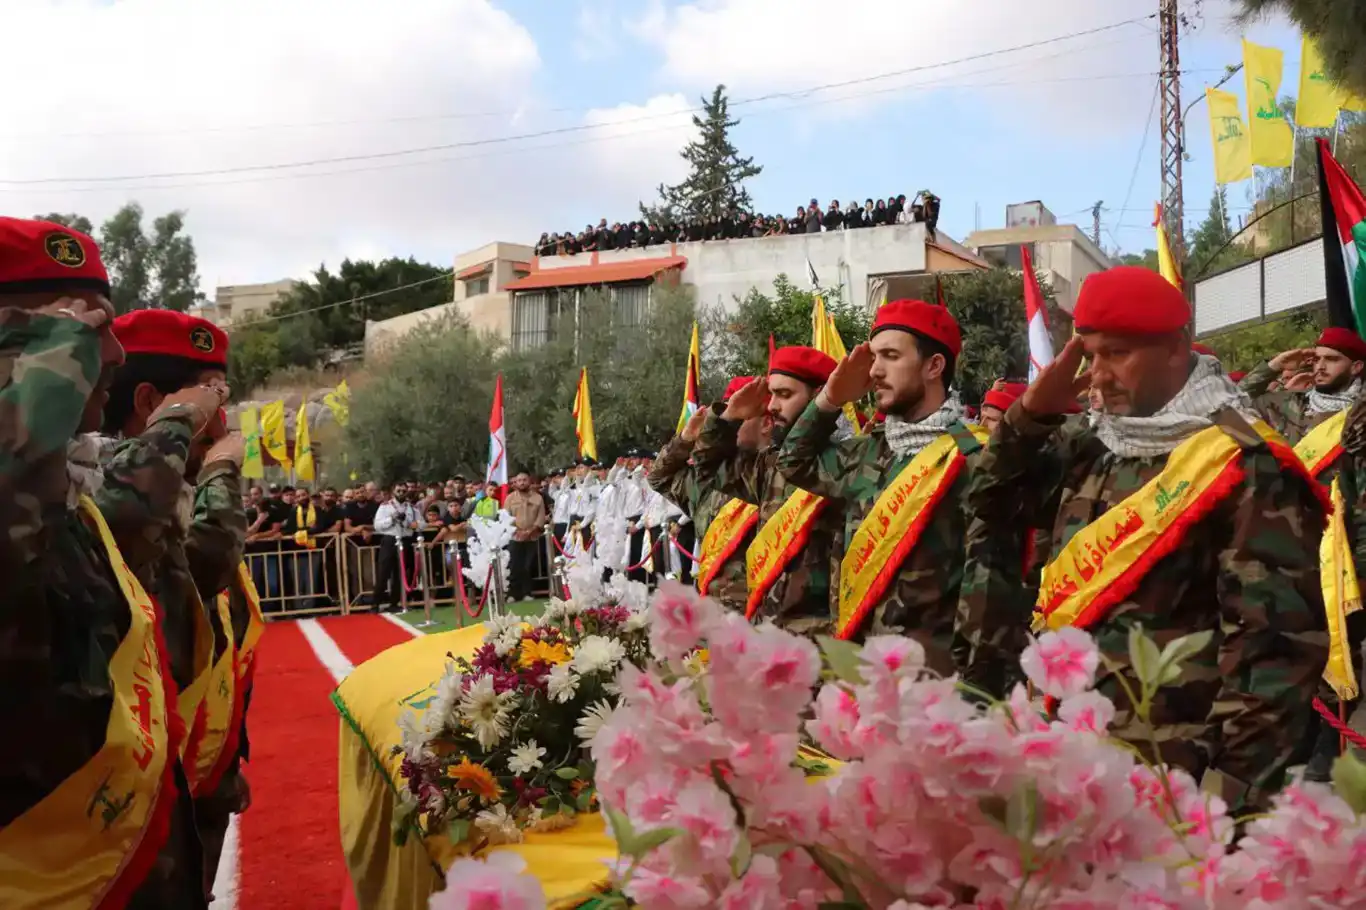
[486,373,508,504]
[1021,244,1054,380]
[1317,138,1366,335]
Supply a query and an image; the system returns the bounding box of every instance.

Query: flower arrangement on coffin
[463,512,516,592]
[395,575,653,849]
[433,582,1366,909]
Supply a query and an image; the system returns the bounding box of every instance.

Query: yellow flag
[240,407,265,479]
[572,367,598,462]
[1243,39,1294,167]
[1153,204,1182,289]
[811,296,863,434]
[1206,87,1253,184]
[676,322,700,433]
[1297,37,1344,128]
[260,400,292,471]
[323,379,350,426]
[295,404,315,482]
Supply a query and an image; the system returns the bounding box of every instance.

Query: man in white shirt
[372,485,420,612]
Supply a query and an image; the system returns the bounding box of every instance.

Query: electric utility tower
[1158,0,1185,266]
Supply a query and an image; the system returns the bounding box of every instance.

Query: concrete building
[501,223,985,351]
[963,201,1113,312]
[364,242,533,354]
[197,279,298,327]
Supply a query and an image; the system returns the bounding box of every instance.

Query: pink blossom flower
[1019,627,1100,699]
[622,867,714,910]
[667,779,741,865]
[648,582,721,661]
[1058,690,1116,734]
[806,683,865,759]
[707,621,820,735]
[430,853,546,910]
[718,855,786,910]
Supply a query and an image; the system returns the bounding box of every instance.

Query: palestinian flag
[1318,137,1366,335]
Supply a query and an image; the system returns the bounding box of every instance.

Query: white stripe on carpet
[379,611,424,638]
[207,814,240,910]
[298,618,354,684]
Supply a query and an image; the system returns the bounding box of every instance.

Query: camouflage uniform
[1239,360,1343,445]
[0,308,207,908]
[958,400,1329,811]
[777,401,984,674]
[648,435,752,613]
[693,409,840,636]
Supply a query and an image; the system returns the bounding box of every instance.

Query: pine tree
[640,85,762,223]
[1185,187,1255,279]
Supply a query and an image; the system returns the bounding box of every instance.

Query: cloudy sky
[0,0,1302,294]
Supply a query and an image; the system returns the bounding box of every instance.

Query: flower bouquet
[395,574,653,849]
[433,583,1366,909]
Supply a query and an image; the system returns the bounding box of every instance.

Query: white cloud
[574,2,618,61]
[0,0,694,293]
[627,0,1221,131]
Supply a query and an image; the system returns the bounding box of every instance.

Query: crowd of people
[9,197,1366,910]
[534,191,941,257]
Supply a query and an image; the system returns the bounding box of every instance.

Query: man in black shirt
[823,201,843,232]
[343,483,380,606]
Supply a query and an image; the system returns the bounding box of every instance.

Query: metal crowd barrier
[243,529,555,619]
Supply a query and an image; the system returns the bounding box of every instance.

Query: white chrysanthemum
[427,662,463,726]
[575,700,615,744]
[570,635,626,676]
[493,627,522,658]
[508,739,546,776]
[483,612,520,643]
[397,707,442,761]
[622,610,648,633]
[474,803,522,845]
[457,675,517,749]
[546,663,580,704]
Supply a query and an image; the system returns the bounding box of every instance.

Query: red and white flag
[486,373,508,503]
[1021,245,1054,381]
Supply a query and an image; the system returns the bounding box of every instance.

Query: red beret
[723,375,756,401]
[1191,342,1216,357]
[1074,267,1190,335]
[768,346,836,385]
[1316,327,1366,362]
[982,381,1028,412]
[1229,371,1247,383]
[113,309,229,368]
[0,217,111,297]
[872,299,962,357]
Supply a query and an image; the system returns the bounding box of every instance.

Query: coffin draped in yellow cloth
[333,624,617,910]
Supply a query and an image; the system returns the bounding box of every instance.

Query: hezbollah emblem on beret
[190,325,216,353]
[43,232,86,268]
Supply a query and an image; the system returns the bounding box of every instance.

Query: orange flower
[447,758,501,801]
[518,639,570,668]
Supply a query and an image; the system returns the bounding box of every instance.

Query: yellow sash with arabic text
[184,591,237,797]
[176,586,215,765]
[697,499,759,597]
[0,498,176,910]
[837,430,983,639]
[235,561,267,683]
[1296,408,1348,478]
[745,490,827,619]
[294,503,317,548]
[1036,425,1246,631]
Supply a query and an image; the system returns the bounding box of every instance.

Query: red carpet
[235,616,423,910]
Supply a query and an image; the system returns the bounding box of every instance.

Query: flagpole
[1334,110,1343,155]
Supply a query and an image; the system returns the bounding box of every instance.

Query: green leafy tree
[641,85,762,223]
[35,212,94,235]
[1118,249,1160,270]
[1186,187,1256,280]
[93,203,204,313]
[1237,0,1366,97]
[1201,309,1325,371]
[703,274,869,382]
[939,267,1066,404]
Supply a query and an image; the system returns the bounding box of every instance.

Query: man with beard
[649,378,768,613]
[694,347,841,635]
[777,301,987,671]
[960,267,1327,812]
[1239,330,1366,445]
[0,217,222,908]
[373,484,420,612]
[978,381,1028,435]
[104,309,250,898]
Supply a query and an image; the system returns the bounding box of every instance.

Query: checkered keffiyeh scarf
[1307,379,1363,416]
[1092,354,1262,458]
[883,393,966,458]
[65,433,111,507]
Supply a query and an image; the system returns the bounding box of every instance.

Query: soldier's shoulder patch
[43,232,86,268]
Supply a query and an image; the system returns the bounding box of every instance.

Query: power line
[225,271,457,329]
[0,14,1156,186]
[1111,80,1161,252]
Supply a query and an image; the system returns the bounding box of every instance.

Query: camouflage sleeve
[187,460,247,601]
[775,400,860,501]
[693,408,763,505]
[956,402,1072,695]
[0,309,102,569]
[94,405,198,578]
[1203,450,1329,809]
[1237,361,1277,398]
[647,435,700,515]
